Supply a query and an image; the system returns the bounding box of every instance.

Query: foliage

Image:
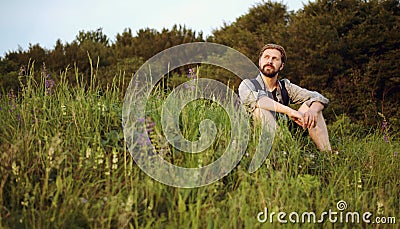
[285,0,400,128]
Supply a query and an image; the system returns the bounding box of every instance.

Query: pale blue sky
[0,0,310,58]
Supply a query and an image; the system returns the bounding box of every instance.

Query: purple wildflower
[45,78,55,95]
[137,133,151,146]
[394,152,398,157]
[384,135,389,143]
[7,89,17,112]
[17,113,21,124]
[381,120,388,129]
[187,68,198,79]
[183,82,196,91]
[138,133,144,146]
[7,89,16,101]
[381,118,390,143]
[146,138,151,145]
[42,62,55,95]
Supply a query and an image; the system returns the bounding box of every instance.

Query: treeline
[1,0,399,128]
[0,25,204,89]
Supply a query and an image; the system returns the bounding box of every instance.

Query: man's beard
[260,64,280,78]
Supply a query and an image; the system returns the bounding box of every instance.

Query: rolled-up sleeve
[282,79,329,107]
[238,79,268,112]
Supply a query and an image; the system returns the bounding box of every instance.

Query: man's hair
[258,44,287,64]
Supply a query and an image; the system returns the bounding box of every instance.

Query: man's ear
[279,62,285,71]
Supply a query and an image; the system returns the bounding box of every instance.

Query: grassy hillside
[0,65,398,228]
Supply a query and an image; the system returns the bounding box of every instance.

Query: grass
[0,63,399,228]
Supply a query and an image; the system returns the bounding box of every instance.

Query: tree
[286,0,400,125]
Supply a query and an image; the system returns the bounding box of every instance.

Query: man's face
[259,48,284,78]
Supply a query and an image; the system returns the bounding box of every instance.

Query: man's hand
[288,109,304,127]
[303,102,324,129]
[303,109,319,129]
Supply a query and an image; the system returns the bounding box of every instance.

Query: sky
[0,0,310,58]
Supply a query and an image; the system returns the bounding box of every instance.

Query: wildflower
[357,177,362,189]
[381,120,388,129]
[112,148,118,170]
[95,146,105,166]
[125,195,134,212]
[379,114,390,144]
[183,82,196,91]
[8,89,17,112]
[145,117,156,132]
[80,197,88,204]
[42,62,55,95]
[86,147,92,158]
[19,65,26,76]
[187,68,198,79]
[137,133,151,146]
[21,201,28,207]
[394,152,398,157]
[7,89,16,101]
[97,102,106,114]
[17,113,21,124]
[60,104,66,115]
[377,200,384,215]
[383,135,389,143]
[45,79,55,95]
[12,161,20,182]
[112,151,118,164]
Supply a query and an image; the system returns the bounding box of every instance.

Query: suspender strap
[250,78,262,91]
[249,78,290,106]
[279,79,290,106]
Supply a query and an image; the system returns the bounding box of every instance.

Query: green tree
[286,0,400,125]
[211,1,289,63]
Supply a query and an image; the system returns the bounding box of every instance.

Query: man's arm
[303,101,324,129]
[282,79,329,129]
[282,79,329,108]
[256,96,304,126]
[239,78,305,126]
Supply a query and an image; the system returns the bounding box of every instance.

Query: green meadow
[0,64,398,228]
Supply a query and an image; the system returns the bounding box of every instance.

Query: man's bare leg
[298,103,332,151]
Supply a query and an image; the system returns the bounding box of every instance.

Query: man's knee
[253,108,276,129]
[299,103,324,119]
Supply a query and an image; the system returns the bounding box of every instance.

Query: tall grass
[0,63,399,228]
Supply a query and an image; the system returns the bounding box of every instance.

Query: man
[238,43,332,151]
